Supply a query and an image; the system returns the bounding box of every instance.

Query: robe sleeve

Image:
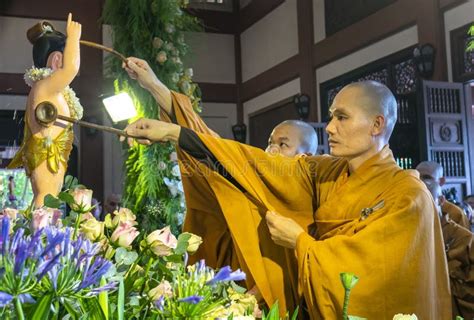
[178,130,317,225]
[296,186,451,319]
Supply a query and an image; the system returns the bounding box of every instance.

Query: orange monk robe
[441,213,474,319]
[442,200,471,230]
[159,92,239,270]
[189,133,452,319]
[162,93,305,314]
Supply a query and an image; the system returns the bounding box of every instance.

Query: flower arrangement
[0,178,262,319]
[102,0,202,235]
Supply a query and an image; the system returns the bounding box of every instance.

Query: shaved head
[339,81,397,143]
[276,120,318,154]
[266,120,318,157]
[416,161,444,181]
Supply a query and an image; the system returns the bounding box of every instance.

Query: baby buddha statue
[8,13,82,208]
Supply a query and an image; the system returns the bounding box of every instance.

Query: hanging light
[102,92,137,123]
[231,124,247,143]
[293,93,311,120]
[413,44,436,79]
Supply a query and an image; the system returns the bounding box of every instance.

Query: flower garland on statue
[24,66,84,120]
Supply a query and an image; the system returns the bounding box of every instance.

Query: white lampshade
[102,92,137,123]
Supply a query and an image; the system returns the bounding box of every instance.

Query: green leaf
[63,299,80,320]
[122,251,139,265]
[99,277,109,320]
[118,279,125,320]
[290,306,300,320]
[174,233,192,255]
[64,175,79,190]
[31,294,53,320]
[230,281,246,294]
[115,247,128,264]
[348,316,368,320]
[58,192,75,205]
[43,194,62,208]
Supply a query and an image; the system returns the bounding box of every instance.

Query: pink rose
[146,226,177,256]
[80,212,95,221]
[1,208,18,220]
[110,221,139,248]
[149,280,173,300]
[70,188,93,212]
[32,208,62,231]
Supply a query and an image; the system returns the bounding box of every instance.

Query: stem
[73,213,81,239]
[14,297,25,320]
[342,288,350,320]
[140,258,154,295]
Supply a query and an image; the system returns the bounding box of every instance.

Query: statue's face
[326,87,376,159]
[266,124,305,157]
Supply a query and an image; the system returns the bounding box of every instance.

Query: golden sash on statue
[8,122,74,175]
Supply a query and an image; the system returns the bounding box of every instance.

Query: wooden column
[415,0,448,81]
[297,0,318,121]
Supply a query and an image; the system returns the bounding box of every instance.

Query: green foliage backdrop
[102,0,202,234]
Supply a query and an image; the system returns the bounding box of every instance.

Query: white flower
[393,314,418,320]
[184,68,193,78]
[158,161,167,170]
[171,165,180,177]
[24,66,53,87]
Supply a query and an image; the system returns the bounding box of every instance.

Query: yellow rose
[111,208,137,227]
[181,232,203,254]
[80,218,104,241]
[148,280,173,300]
[146,226,177,256]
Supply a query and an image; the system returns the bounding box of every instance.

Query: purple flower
[19,294,35,304]
[206,266,246,285]
[14,240,28,274]
[79,257,112,290]
[86,282,117,296]
[178,295,203,304]
[1,216,10,254]
[154,295,165,310]
[37,253,61,280]
[0,292,13,307]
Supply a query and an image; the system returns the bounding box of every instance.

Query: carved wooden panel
[430,119,462,145]
[423,80,470,195]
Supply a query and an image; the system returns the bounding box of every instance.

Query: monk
[8,14,82,207]
[422,181,474,319]
[123,80,451,319]
[122,57,318,313]
[416,161,471,230]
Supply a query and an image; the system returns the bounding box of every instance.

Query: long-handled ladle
[35,102,140,139]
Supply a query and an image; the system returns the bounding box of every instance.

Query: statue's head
[27,21,66,70]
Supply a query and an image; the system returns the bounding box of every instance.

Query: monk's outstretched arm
[123,57,219,136]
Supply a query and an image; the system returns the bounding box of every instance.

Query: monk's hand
[123,57,161,91]
[120,118,181,147]
[265,211,304,249]
[66,13,82,41]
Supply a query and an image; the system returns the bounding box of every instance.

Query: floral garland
[24,66,83,120]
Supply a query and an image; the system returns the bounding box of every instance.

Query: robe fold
[160,92,238,270]
[188,132,452,319]
[442,200,471,231]
[441,214,474,319]
[164,93,303,314]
